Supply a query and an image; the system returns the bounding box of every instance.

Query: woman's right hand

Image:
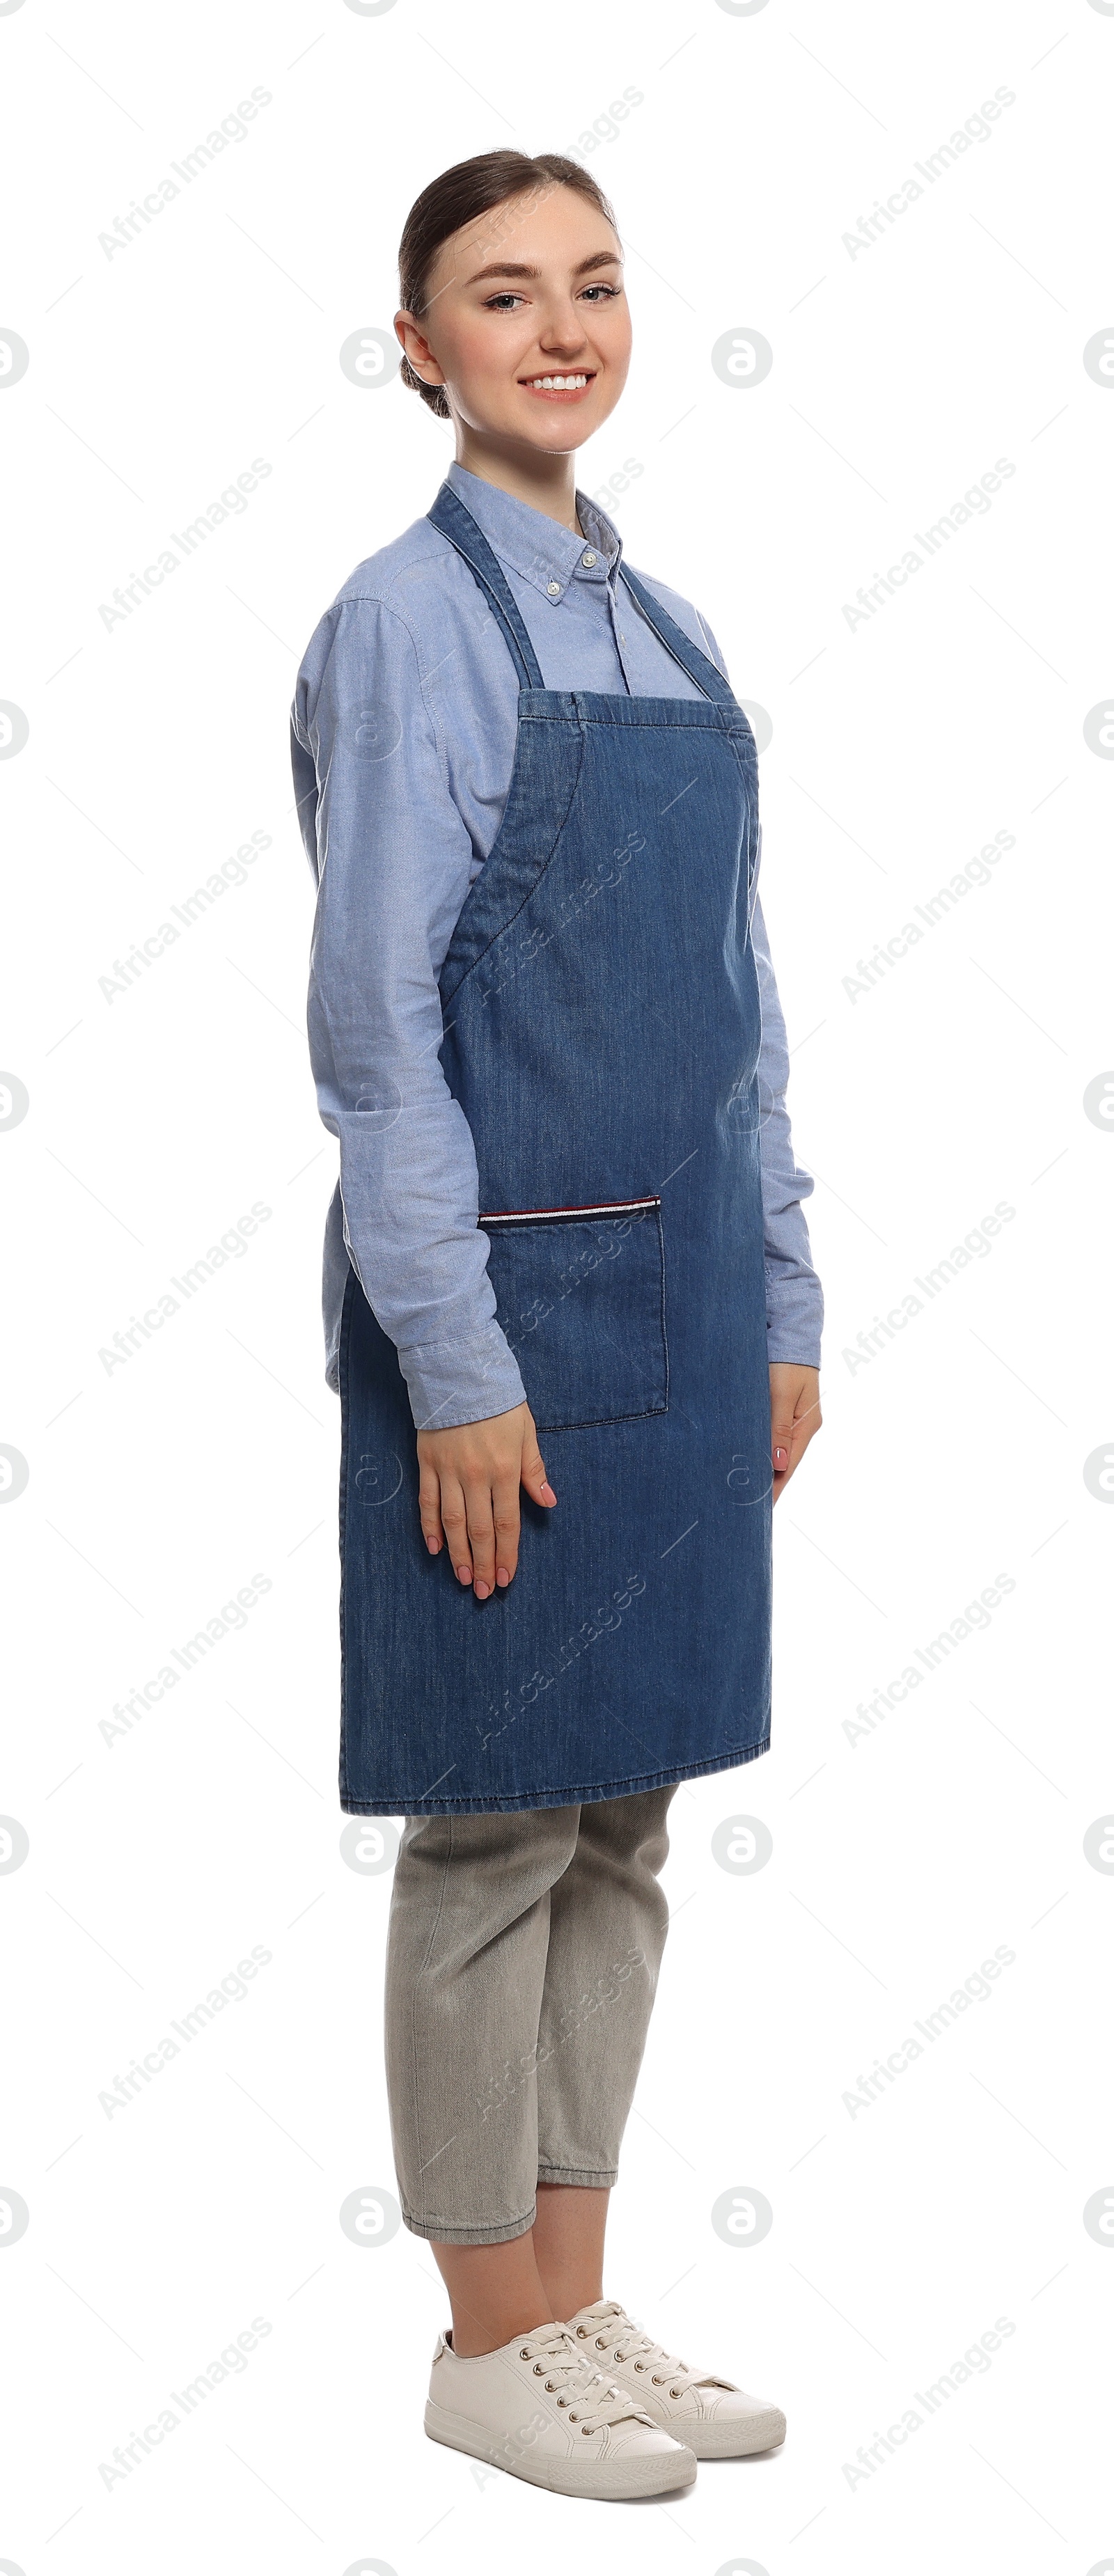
[416,1402,556,1599]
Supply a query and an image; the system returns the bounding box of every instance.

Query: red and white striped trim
[478,1193,661,1230]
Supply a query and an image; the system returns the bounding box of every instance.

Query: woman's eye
[483,283,622,311]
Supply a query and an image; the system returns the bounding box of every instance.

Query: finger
[519,1415,557,1508]
[770,1409,795,1483]
[492,1472,521,1586]
[772,1392,823,1503]
[794,1385,824,1444]
[464,1477,496,1600]
[439,1478,473,1585]
[418,1463,445,1556]
[771,1408,803,1504]
[789,1389,822,1472]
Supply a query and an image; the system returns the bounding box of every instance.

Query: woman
[292,150,823,2502]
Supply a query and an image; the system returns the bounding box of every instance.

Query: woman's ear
[395,308,445,391]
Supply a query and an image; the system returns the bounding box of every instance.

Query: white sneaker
[565,2298,786,2460]
[425,2317,697,2499]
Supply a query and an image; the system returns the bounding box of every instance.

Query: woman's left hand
[769,1364,822,1503]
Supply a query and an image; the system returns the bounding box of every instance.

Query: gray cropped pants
[384,1787,677,2244]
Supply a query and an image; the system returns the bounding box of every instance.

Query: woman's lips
[518,372,597,403]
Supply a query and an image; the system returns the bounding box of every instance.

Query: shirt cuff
[765,1275,824,1370]
[398,1325,528,1434]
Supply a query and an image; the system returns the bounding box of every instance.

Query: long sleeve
[749,865,824,1365]
[292,595,528,1430]
[694,615,824,1367]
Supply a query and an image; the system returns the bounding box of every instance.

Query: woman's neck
[452,431,582,535]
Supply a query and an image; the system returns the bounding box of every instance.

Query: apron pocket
[480,1195,668,1432]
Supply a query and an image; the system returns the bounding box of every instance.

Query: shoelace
[574,2306,700,2399]
[517,2323,650,2433]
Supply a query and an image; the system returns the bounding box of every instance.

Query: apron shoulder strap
[429,481,737,710]
[618,563,736,707]
[427,482,545,691]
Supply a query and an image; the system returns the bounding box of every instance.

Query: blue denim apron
[338,479,771,1814]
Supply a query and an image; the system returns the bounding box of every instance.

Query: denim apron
[338,479,771,1814]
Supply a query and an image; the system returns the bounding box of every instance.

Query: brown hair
[398,150,620,419]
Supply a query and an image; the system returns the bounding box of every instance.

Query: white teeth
[527,375,588,389]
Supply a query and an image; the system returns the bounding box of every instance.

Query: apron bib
[338,480,772,1814]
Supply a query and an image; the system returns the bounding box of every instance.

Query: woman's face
[396,181,631,453]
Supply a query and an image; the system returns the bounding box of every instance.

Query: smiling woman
[291,146,822,2498]
[396,150,630,434]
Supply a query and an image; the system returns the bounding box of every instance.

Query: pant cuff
[402,2201,537,2246]
[536,2163,618,2188]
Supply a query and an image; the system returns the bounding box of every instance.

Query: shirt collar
[444,459,623,603]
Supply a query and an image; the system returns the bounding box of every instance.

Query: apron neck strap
[617,563,736,707]
[427,482,545,691]
[428,479,737,710]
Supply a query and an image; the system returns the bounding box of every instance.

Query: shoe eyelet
[670,2387,682,2399]
[533,2362,543,2374]
[519,2348,529,2359]
[633,2361,643,2371]
[652,2373,664,2385]
[581,2424,593,2435]
[576,2324,587,2337]
[544,2380,556,2392]
[568,2412,577,2424]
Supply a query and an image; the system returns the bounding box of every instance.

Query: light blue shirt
[291,460,822,1427]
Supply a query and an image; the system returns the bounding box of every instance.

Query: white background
[1,1,1112,2569]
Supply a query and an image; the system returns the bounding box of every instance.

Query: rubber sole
[425,2397,697,2498]
[671,2406,786,2460]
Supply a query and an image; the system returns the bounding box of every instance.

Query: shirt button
[547,579,560,596]
[581,550,597,567]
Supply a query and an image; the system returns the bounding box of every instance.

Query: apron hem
[338,1732,770,1818]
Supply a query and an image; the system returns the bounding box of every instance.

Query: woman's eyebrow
[463,249,622,286]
